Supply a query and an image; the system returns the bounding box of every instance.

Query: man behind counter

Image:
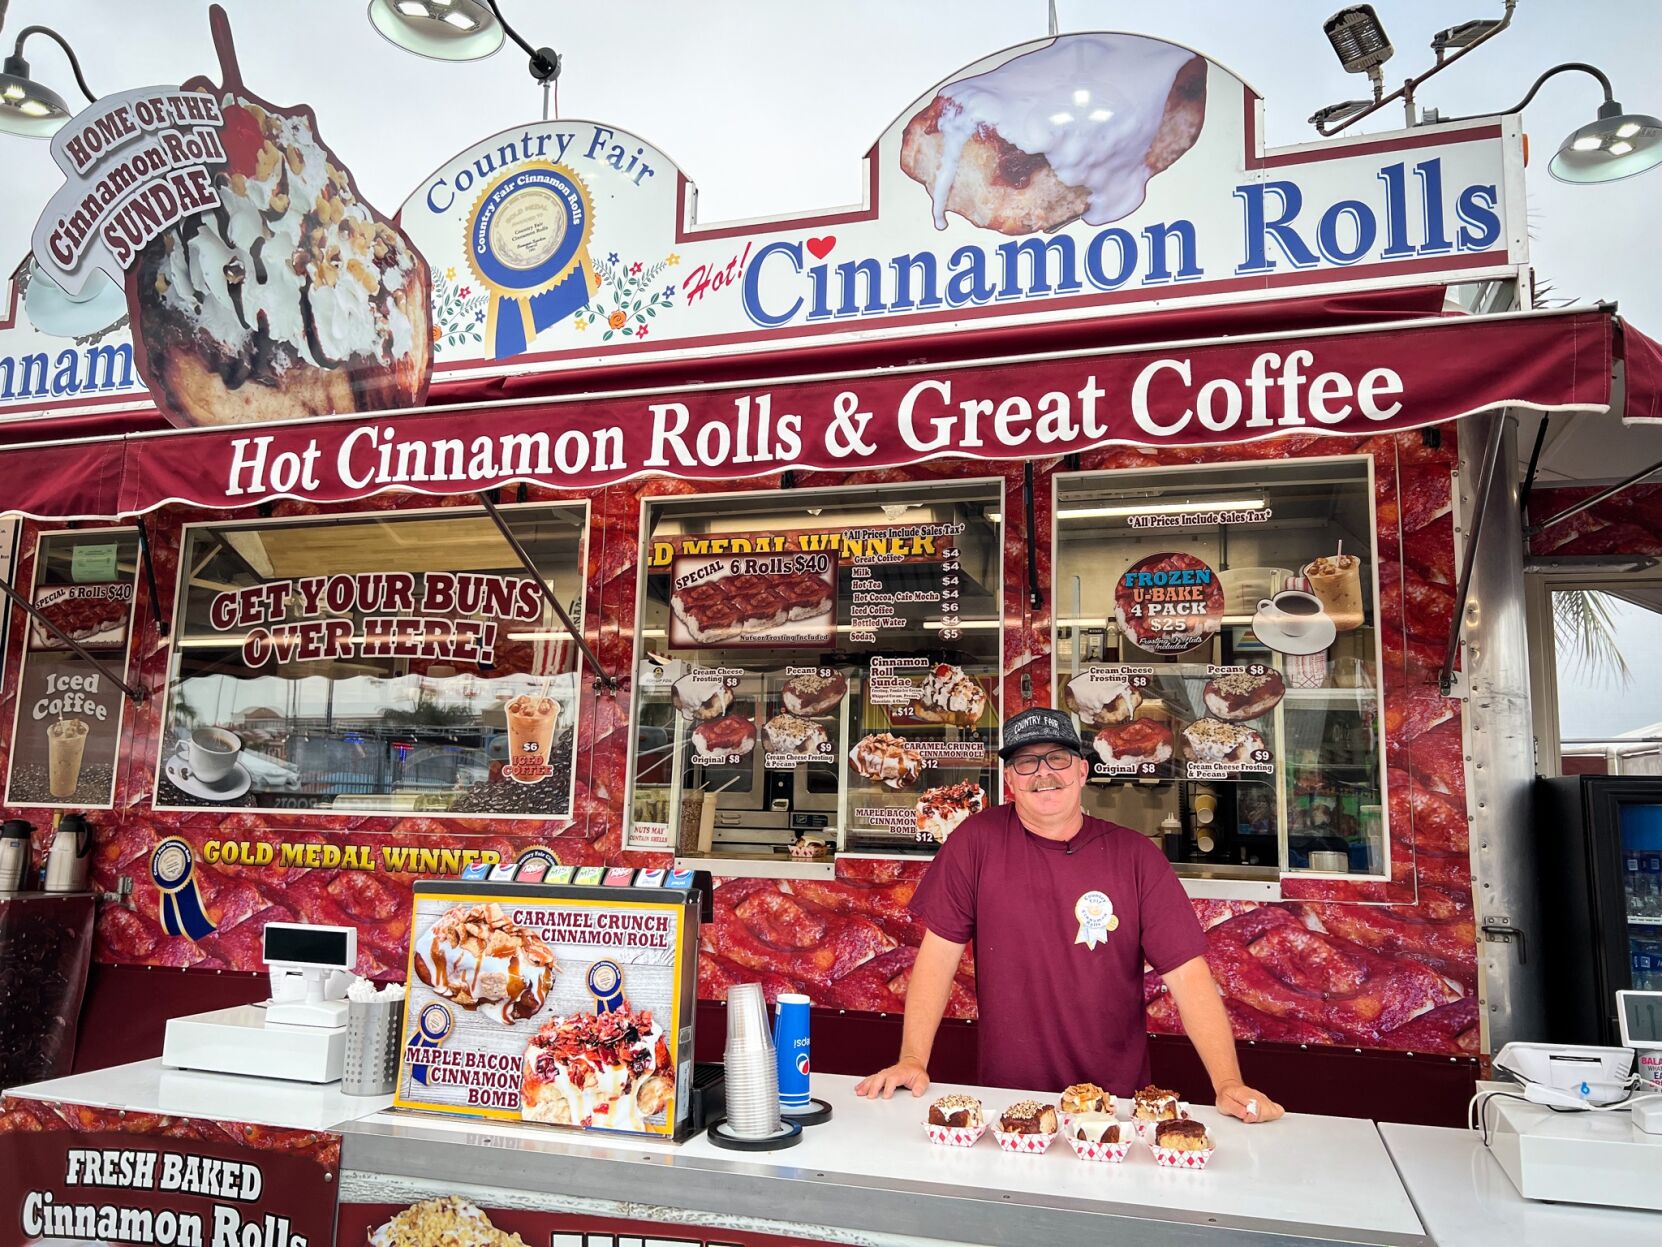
[857,707,1283,1123]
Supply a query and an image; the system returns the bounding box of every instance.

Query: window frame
[623,476,1008,872]
[153,499,590,821]
[1049,453,1394,894]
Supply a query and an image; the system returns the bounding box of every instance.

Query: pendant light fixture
[0,1,97,138]
[369,0,557,90]
[367,0,505,62]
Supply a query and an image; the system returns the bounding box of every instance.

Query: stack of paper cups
[724,983,783,1137]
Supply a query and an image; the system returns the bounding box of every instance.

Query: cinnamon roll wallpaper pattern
[0,431,1478,1055]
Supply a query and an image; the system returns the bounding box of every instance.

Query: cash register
[1477,989,1662,1211]
[162,923,357,1083]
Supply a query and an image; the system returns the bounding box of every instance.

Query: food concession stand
[2,14,1661,1245]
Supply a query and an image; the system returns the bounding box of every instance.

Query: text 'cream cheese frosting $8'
[929,34,1199,229]
[158,95,417,373]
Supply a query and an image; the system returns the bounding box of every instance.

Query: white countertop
[346,1073,1427,1245]
[1380,1123,1660,1246]
[7,1058,392,1132]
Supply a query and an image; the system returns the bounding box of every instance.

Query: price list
[939,539,961,641]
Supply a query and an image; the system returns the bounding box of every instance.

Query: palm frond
[1554,589,1633,687]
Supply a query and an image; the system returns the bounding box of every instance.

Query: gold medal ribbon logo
[466,162,595,358]
[151,837,217,940]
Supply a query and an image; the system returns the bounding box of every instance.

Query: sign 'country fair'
[0,25,1522,423]
[403,31,1521,384]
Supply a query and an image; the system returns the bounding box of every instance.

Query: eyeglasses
[1006,748,1078,775]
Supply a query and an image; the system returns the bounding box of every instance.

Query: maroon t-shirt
[909,804,1208,1095]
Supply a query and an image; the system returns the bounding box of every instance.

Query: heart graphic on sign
[806,236,837,260]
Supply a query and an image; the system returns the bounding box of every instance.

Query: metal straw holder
[343,996,404,1096]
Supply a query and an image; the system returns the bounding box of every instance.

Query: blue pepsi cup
[774,992,812,1110]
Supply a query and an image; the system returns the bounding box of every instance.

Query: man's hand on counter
[855,1058,931,1099]
[1216,1080,1284,1123]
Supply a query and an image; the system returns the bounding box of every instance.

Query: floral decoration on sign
[579,254,679,341]
[432,266,489,354]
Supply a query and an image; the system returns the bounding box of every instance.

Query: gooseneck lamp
[0,0,97,138]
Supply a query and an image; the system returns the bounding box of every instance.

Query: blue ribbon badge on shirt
[151,838,217,941]
[465,162,595,359]
[1074,890,1120,950]
[406,1001,454,1086]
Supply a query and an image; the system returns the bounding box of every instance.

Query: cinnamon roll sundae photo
[412,903,557,1025]
[910,663,989,726]
[131,67,431,426]
[900,33,1207,235]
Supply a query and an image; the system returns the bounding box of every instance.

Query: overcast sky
[2,0,1660,329]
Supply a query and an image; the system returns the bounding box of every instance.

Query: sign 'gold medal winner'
[467,162,596,358]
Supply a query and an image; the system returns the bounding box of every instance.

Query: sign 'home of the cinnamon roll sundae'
[31,88,227,292]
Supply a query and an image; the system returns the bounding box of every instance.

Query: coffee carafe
[0,819,32,892]
[43,814,92,893]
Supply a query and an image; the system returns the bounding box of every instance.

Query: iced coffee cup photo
[1302,553,1365,632]
[505,693,559,784]
[47,717,90,799]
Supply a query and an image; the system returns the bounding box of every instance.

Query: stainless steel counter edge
[340,1118,1431,1247]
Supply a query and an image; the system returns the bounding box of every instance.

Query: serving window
[1053,458,1389,882]
[158,503,587,817]
[626,479,1002,866]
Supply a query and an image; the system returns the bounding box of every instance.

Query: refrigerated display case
[1532,774,1662,1046]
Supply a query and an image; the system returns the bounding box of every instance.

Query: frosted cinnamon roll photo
[901,34,1207,235]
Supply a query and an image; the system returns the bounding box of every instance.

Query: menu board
[4,531,140,809]
[395,881,699,1139]
[1054,458,1388,878]
[1063,662,1278,782]
[630,484,1001,858]
[668,551,837,648]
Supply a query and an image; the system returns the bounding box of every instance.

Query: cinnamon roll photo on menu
[412,904,558,1025]
[901,33,1207,234]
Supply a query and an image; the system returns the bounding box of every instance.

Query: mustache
[1028,777,1068,791]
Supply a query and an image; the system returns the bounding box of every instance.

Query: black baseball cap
[997,707,1085,761]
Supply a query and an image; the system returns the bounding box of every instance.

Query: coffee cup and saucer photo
[165,727,252,801]
[1250,589,1337,656]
